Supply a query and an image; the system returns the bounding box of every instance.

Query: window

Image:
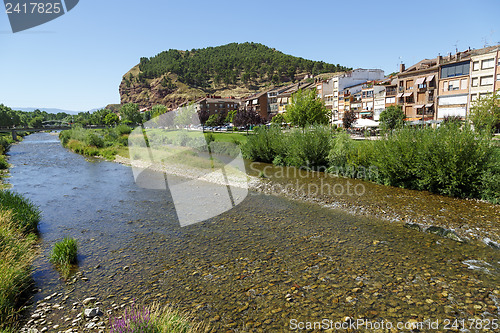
[460,78,468,90]
[480,75,493,86]
[473,61,480,71]
[441,61,470,78]
[481,58,495,69]
[479,93,490,99]
[471,77,478,87]
[471,94,478,102]
[448,80,459,91]
[497,74,500,81]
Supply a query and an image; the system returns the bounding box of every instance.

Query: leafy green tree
[174,104,197,127]
[379,105,405,131]
[271,113,286,125]
[120,103,142,125]
[104,113,119,126]
[285,89,329,128]
[205,114,220,127]
[469,92,500,134]
[225,110,237,124]
[29,116,44,128]
[151,104,167,118]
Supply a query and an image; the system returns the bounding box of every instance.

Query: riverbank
[0,192,41,331]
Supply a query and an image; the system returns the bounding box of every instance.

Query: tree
[379,105,405,131]
[29,116,43,128]
[225,110,237,124]
[120,103,142,125]
[469,92,500,134]
[270,113,286,125]
[342,110,357,129]
[233,109,264,133]
[174,104,197,127]
[205,114,220,127]
[104,113,119,126]
[285,89,329,128]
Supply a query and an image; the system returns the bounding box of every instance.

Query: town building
[241,91,269,120]
[437,51,472,119]
[193,96,241,118]
[469,46,499,106]
[267,84,294,119]
[397,60,439,121]
[276,81,314,113]
[332,69,385,121]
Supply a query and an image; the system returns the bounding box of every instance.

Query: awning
[360,111,373,115]
[413,104,424,109]
[426,75,435,82]
[403,92,413,97]
[415,77,426,85]
[396,93,403,98]
[425,103,434,108]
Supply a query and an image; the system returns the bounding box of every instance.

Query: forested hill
[119,42,351,109]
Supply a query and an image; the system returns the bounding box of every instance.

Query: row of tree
[136,42,351,88]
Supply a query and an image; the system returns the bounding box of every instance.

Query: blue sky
[1,0,499,111]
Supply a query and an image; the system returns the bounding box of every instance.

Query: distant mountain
[120,42,351,109]
[13,107,104,115]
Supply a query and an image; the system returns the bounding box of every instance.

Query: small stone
[84,307,102,318]
[82,297,96,305]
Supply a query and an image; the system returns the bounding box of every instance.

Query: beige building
[437,51,472,119]
[469,46,499,107]
[397,61,439,121]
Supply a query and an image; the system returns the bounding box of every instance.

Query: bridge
[0,125,108,140]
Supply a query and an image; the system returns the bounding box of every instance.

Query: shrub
[115,124,132,135]
[85,132,104,148]
[50,237,78,279]
[0,155,9,170]
[0,191,41,234]
[241,125,286,163]
[371,124,493,197]
[286,126,333,169]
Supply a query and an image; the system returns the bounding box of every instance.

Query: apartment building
[193,96,241,117]
[241,91,269,120]
[397,61,439,121]
[361,82,385,119]
[315,79,334,110]
[496,48,500,92]
[276,81,314,113]
[338,82,365,118]
[437,51,471,119]
[332,69,385,121]
[267,84,294,118]
[469,46,499,106]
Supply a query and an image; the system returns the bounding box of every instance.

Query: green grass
[49,237,77,279]
[0,191,41,234]
[0,191,41,330]
[110,303,208,333]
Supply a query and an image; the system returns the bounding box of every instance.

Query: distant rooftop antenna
[453,40,459,53]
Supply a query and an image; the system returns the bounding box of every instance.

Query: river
[8,133,500,332]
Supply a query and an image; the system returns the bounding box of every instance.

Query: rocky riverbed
[9,134,500,332]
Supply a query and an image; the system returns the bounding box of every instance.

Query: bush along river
[7,133,500,332]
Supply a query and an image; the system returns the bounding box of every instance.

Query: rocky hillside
[119,42,350,109]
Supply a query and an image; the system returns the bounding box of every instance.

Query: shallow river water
[8,133,500,332]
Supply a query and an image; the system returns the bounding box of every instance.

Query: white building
[332,69,385,121]
[469,47,499,108]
